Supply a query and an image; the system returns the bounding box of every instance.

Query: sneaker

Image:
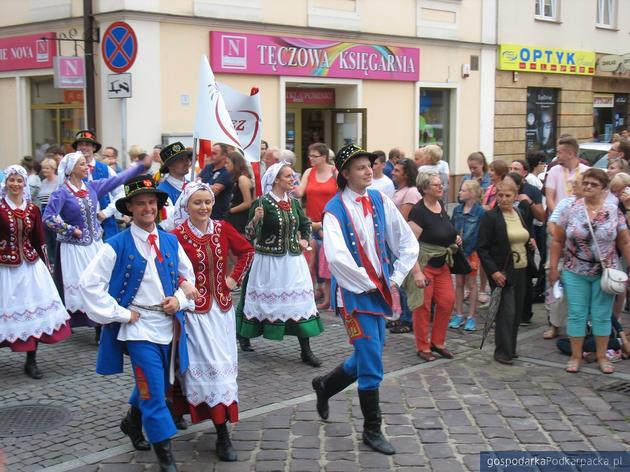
[463,317,476,331]
[448,314,464,329]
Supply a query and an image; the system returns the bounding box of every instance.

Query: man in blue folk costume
[157,142,192,206]
[313,144,420,455]
[79,175,197,472]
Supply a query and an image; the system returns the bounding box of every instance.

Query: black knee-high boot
[312,363,356,419]
[153,439,178,472]
[166,399,188,430]
[298,337,321,367]
[120,406,151,450]
[358,389,395,455]
[215,422,237,462]
[237,334,254,352]
[24,350,43,379]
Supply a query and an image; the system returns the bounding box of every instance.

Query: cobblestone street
[1,304,629,472]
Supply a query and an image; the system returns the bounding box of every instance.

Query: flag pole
[190,137,198,181]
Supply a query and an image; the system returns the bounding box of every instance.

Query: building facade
[0,0,496,182]
[495,0,630,163]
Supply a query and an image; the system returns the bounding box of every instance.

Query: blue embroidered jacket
[324,189,392,317]
[96,228,189,375]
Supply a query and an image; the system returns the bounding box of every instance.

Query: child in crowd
[449,180,485,331]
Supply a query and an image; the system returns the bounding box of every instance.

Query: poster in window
[526,88,558,162]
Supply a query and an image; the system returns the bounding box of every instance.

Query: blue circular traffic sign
[101,21,137,73]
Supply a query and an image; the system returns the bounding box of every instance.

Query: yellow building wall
[262,0,308,27]
[419,44,482,174]
[0,78,18,168]
[362,80,415,155]
[159,23,281,142]
[362,1,417,37]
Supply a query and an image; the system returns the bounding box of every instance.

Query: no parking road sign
[101,22,137,73]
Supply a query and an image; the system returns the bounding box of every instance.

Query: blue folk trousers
[341,313,386,391]
[126,341,176,444]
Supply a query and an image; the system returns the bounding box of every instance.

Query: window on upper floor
[596,0,616,28]
[535,0,559,21]
[313,0,357,11]
[308,0,360,31]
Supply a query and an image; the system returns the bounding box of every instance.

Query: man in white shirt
[545,136,589,215]
[368,151,395,199]
[313,144,419,455]
[544,136,590,339]
[79,175,197,472]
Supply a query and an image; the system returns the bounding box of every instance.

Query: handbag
[583,205,628,295]
[450,248,472,275]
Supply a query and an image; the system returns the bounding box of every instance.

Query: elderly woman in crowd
[171,182,254,461]
[0,165,70,379]
[607,158,630,179]
[237,161,324,365]
[478,179,533,366]
[38,157,61,265]
[407,172,459,361]
[418,144,450,198]
[43,151,152,331]
[549,168,630,374]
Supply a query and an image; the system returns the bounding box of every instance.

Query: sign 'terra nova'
[210,31,420,82]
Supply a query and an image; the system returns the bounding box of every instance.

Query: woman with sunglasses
[549,168,630,374]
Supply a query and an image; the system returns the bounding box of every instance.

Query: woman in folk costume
[170,183,254,462]
[236,161,324,365]
[43,151,153,331]
[0,165,71,379]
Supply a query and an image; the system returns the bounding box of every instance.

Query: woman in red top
[294,142,338,309]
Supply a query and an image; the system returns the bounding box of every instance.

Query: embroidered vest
[324,189,392,317]
[96,228,188,375]
[0,200,42,266]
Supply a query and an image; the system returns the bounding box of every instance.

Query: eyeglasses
[308,154,323,159]
[429,183,443,188]
[581,181,602,188]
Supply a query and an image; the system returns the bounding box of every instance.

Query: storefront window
[30,77,84,156]
[419,88,450,163]
[593,94,628,142]
[526,87,558,162]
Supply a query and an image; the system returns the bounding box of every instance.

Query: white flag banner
[193,55,241,149]
[217,82,262,163]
